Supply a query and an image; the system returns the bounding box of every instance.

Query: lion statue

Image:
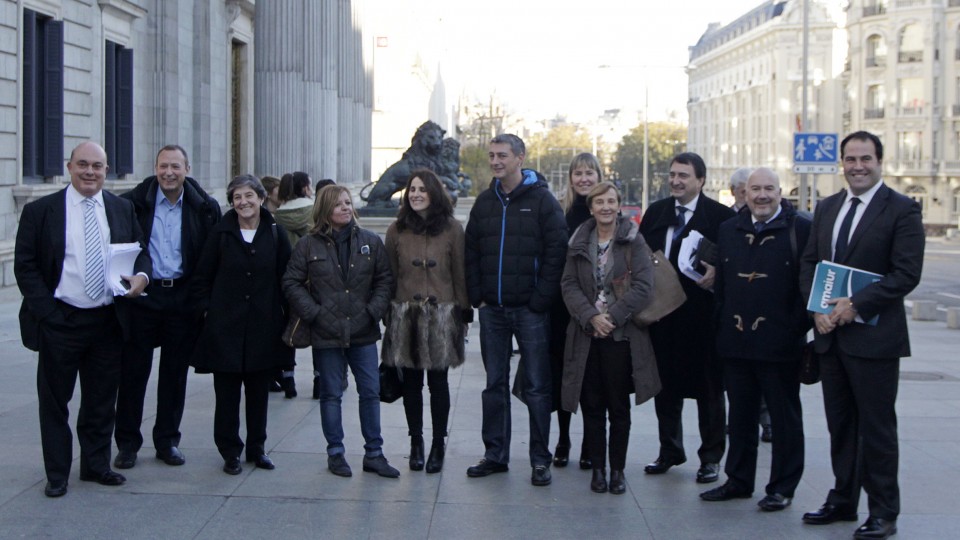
[363,121,464,208]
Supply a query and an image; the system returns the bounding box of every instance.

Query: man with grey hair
[701,167,811,511]
[464,133,568,486]
[729,167,751,212]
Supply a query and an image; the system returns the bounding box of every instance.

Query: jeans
[478,305,552,467]
[313,344,383,457]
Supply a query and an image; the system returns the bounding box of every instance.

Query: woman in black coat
[191,174,292,475]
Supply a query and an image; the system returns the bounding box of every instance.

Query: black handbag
[379,362,403,403]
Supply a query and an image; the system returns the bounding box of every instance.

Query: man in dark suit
[799,131,924,540]
[15,141,152,497]
[113,145,220,469]
[638,152,735,483]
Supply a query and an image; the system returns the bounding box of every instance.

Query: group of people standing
[15,130,922,540]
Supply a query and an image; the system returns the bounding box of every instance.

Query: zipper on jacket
[496,193,509,305]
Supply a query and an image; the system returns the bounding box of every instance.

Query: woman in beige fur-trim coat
[382,169,470,474]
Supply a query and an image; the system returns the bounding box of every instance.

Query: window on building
[898,132,923,162]
[905,184,928,212]
[866,34,887,67]
[104,41,133,177]
[952,187,960,214]
[22,9,63,180]
[865,84,885,118]
[898,78,924,113]
[899,24,923,63]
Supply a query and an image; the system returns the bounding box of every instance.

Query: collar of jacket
[136,175,209,211]
[568,215,639,256]
[733,199,797,233]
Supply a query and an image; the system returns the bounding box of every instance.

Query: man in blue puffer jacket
[464,133,568,487]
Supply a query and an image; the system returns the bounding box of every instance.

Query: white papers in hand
[106,243,142,295]
[678,231,704,281]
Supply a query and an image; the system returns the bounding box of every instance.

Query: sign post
[793,132,838,208]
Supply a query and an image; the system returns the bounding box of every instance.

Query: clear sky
[439,0,777,124]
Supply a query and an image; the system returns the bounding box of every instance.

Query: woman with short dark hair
[191,174,292,475]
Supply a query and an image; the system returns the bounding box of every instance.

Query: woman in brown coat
[382,169,470,473]
[561,182,660,494]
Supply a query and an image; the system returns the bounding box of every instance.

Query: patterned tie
[754,220,766,233]
[83,197,105,301]
[833,197,861,262]
[672,206,688,242]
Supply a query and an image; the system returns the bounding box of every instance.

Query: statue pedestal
[357,207,399,218]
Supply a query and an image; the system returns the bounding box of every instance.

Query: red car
[620,205,643,226]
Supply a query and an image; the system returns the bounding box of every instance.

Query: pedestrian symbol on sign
[793,132,839,173]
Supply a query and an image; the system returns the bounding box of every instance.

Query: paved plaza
[0,246,958,539]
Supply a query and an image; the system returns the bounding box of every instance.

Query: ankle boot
[425,441,445,473]
[591,468,608,493]
[553,441,570,468]
[281,372,297,399]
[609,469,626,495]
[312,373,321,400]
[409,437,425,471]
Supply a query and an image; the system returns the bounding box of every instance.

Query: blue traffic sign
[794,133,838,164]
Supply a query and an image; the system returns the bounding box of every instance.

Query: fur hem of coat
[381,300,465,370]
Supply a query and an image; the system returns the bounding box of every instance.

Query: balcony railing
[899,50,923,63]
[863,5,886,16]
[898,106,924,115]
[943,161,960,173]
[895,0,926,7]
[864,108,885,119]
[865,56,887,68]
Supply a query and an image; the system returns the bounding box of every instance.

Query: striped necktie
[83,197,105,301]
[672,206,688,242]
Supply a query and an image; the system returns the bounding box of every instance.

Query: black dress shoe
[425,441,445,474]
[644,456,686,474]
[223,457,242,475]
[80,470,126,486]
[156,446,185,466]
[758,493,792,511]
[362,455,400,478]
[44,480,68,498]
[579,457,593,470]
[553,443,570,467]
[246,454,275,470]
[853,517,897,539]
[802,503,859,525]
[760,424,773,443]
[466,458,509,477]
[328,454,352,477]
[409,437,425,471]
[700,481,752,501]
[609,469,626,495]
[590,468,608,493]
[269,379,282,392]
[696,462,720,483]
[114,450,137,470]
[531,465,551,486]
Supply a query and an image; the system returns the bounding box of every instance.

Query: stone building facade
[0,0,373,286]
[686,0,844,200]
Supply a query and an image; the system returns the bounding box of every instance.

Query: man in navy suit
[799,131,924,539]
[638,152,735,484]
[15,141,152,497]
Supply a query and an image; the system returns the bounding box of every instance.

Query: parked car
[620,205,642,226]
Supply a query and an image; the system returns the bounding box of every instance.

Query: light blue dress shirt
[150,188,184,279]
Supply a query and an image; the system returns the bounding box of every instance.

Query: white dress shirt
[665,193,701,258]
[831,179,884,259]
[55,185,112,308]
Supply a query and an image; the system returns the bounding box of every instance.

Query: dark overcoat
[715,200,812,361]
[190,208,292,373]
[638,194,735,398]
[560,216,661,412]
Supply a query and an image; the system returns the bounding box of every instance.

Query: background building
[3,0,373,286]
[686,0,845,200]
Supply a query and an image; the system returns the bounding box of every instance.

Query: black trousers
[401,367,450,442]
[37,302,122,483]
[212,369,272,461]
[115,290,197,453]
[580,338,633,470]
[653,383,726,465]
[821,346,900,520]
[723,357,804,496]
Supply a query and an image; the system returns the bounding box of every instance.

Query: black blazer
[14,188,152,350]
[799,184,924,358]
